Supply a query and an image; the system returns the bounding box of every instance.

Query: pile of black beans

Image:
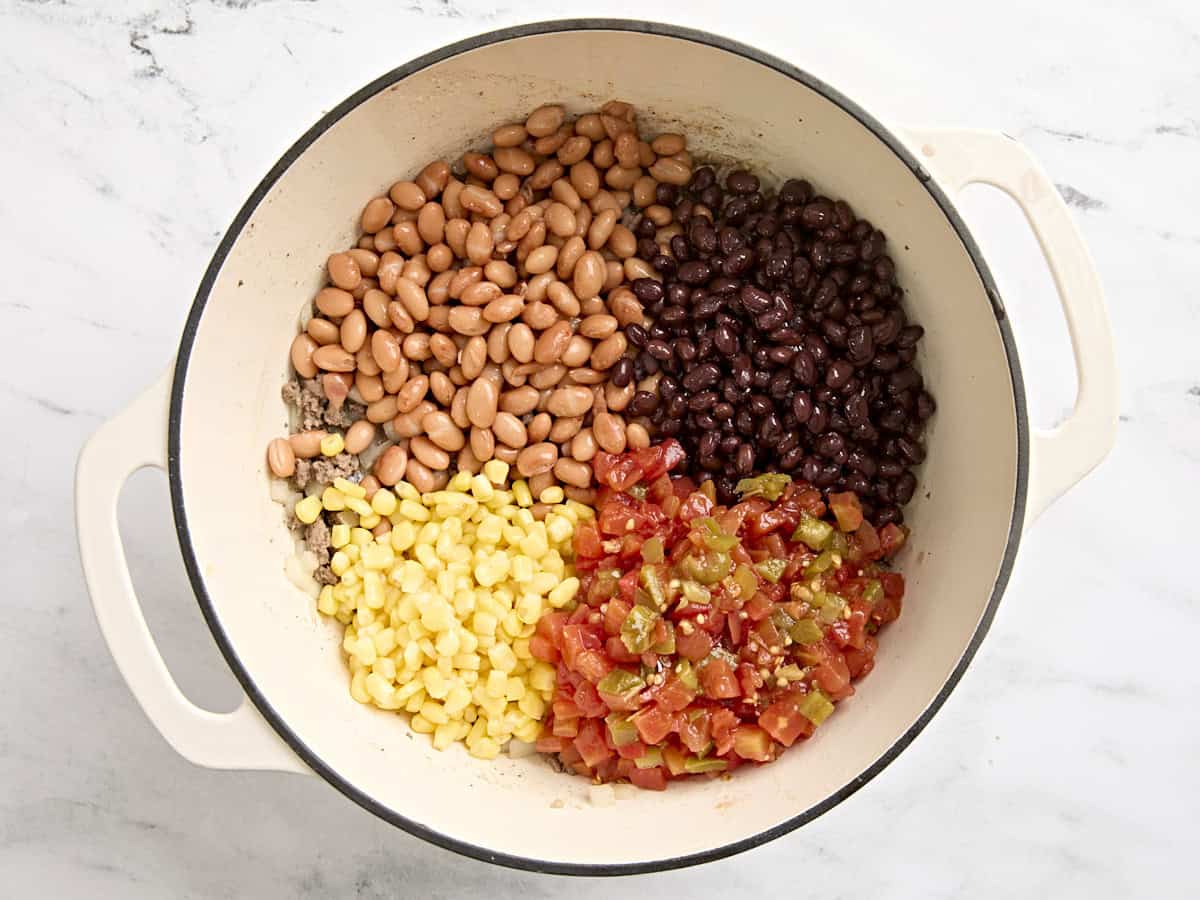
[622,166,934,524]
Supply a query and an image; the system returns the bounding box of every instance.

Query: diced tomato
[535,734,567,754]
[529,634,559,663]
[539,462,909,792]
[573,719,613,768]
[574,649,614,683]
[879,523,907,557]
[574,522,604,560]
[678,709,712,753]
[810,652,852,700]
[854,519,881,559]
[758,691,815,747]
[631,705,675,745]
[574,680,607,717]
[736,662,760,698]
[552,716,579,738]
[651,673,699,713]
[698,658,740,699]
[593,451,644,492]
[711,708,738,756]
[604,596,632,636]
[828,491,864,532]
[628,766,669,791]
[676,626,714,661]
[844,635,878,678]
[678,492,714,523]
[614,739,646,760]
[732,725,775,762]
[605,635,641,664]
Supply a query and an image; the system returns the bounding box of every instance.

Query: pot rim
[167,18,1029,876]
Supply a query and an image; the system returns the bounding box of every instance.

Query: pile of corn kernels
[302,460,583,758]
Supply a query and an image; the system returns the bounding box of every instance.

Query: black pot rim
[168,18,1029,877]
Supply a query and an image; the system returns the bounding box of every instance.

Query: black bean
[652,254,678,278]
[735,443,755,474]
[826,360,855,390]
[677,260,712,285]
[646,339,673,361]
[611,357,634,387]
[801,201,834,229]
[630,391,659,416]
[916,390,937,420]
[691,166,716,191]
[626,323,648,347]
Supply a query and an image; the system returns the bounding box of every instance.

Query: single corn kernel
[294,495,323,524]
[320,432,345,456]
[330,523,351,549]
[488,643,518,674]
[333,477,366,499]
[449,470,473,492]
[359,512,381,529]
[317,585,337,616]
[538,485,565,504]
[399,499,430,522]
[548,577,580,609]
[512,480,533,508]
[329,550,351,577]
[371,488,398,516]
[344,496,372,517]
[482,459,509,485]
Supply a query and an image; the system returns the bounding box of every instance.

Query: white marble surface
[3,0,1197,896]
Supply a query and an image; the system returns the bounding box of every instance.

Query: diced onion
[506,739,536,759]
[588,783,616,807]
[269,477,293,503]
[284,555,320,599]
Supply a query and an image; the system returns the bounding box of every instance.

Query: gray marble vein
[1,0,1197,897]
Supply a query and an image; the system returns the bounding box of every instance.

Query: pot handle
[76,369,309,774]
[905,128,1118,525]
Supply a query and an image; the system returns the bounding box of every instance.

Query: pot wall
[173,27,1020,867]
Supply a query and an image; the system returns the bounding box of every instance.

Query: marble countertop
[3,0,1196,896]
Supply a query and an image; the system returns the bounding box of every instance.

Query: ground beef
[282,378,366,431]
[292,452,361,490]
[304,519,331,564]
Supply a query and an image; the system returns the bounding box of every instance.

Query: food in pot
[533,440,905,788]
[264,97,931,787]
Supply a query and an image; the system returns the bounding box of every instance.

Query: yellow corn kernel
[546,514,573,545]
[448,470,472,492]
[361,543,394,571]
[514,508,535,528]
[512,637,532,661]
[512,480,533,508]
[540,551,566,577]
[333,477,366,499]
[399,499,431,522]
[566,499,594,520]
[519,530,549,560]
[349,669,370,703]
[434,629,460,658]
[482,459,509,485]
[537,485,565,505]
[362,571,385,609]
[373,628,397,656]
[320,432,345,457]
[485,669,508,699]
[469,473,495,502]
[429,721,456,750]
[452,651,481,671]
[530,661,556,693]
[514,718,543,743]
[410,713,434,734]
[517,690,545,720]
[294,495,322,525]
[330,523,351,549]
[488,643,518,674]
[371,488,398,516]
[471,611,498,637]
[349,528,372,547]
[394,481,420,502]
[504,676,526,702]
[359,512,381,529]
[515,593,543,625]
[329,551,351,577]
[548,577,580,610]
[317,585,337,616]
[343,496,371,517]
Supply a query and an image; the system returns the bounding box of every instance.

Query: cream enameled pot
[76,21,1117,874]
